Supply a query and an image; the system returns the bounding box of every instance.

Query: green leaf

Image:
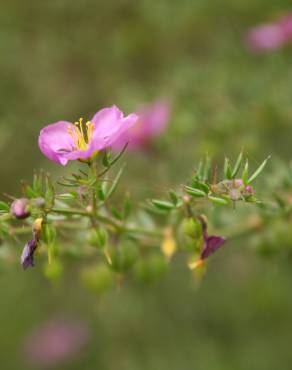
[202,156,211,182]
[185,186,206,198]
[224,158,232,180]
[96,182,106,201]
[106,144,128,169]
[102,149,111,167]
[152,199,175,210]
[111,206,123,220]
[143,204,169,215]
[231,151,243,178]
[208,195,229,205]
[106,164,125,199]
[247,156,271,184]
[45,175,55,207]
[33,171,43,195]
[0,201,10,212]
[168,190,178,205]
[242,160,249,186]
[196,160,203,180]
[57,193,76,200]
[123,194,132,219]
[43,224,57,245]
[191,179,209,194]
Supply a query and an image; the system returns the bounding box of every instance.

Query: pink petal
[38,121,75,166]
[89,105,139,151]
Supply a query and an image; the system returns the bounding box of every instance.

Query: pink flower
[279,15,292,39]
[246,14,292,52]
[112,100,171,151]
[38,105,138,165]
[23,318,89,368]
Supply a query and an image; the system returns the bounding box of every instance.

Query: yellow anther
[68,117,95,151]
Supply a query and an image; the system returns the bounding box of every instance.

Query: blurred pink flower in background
[245,14,292,52]
[23,317,89,368]
[112,99,171,151]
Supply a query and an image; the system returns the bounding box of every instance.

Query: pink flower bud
[245,185,254,193]
[10,198,30,219]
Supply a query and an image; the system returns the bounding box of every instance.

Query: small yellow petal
[161,228,177,260]
[188,258,204,270]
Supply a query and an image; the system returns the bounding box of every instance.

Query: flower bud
[34,197,46,208]
[245,185,254,193]
[81,264,114,294]
[106,244,138,272]
[87,228,107,249]
[182,218,202,239]
[134,254,168,283]
[10,198,30,219]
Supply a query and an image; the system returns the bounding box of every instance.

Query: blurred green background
[1,0,292,369]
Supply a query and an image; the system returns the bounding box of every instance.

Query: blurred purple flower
[189,216,225,270]
[10,198,30,219]
[199,216,226,260]
[38,105,138,166]
[21,238,38,270]
[20,218,43,270]
[112,99,171,151]
[246,14,292,52]
[23,318,89,368]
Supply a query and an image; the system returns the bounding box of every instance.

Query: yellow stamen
[67,117,94,151]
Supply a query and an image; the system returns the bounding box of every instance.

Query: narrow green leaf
[0,201,10,212]
[57,193,76,200]
[231,151,243,178]
[247,156,271,184]
[102,150,111,167]
[106,164,125,199]
[196,160,203,180]
[202,156,211,182]
[24,186,38,197]
[152,199,175,210]
[224,158,232,180]
[111,206,123,220]
[208,195,229,205]
[185,186,206,198]
[108,143,128,167]
[33,171,43,194]
[123,195,132,219]
[242,160,249,186]
[191,180,209,194]
[45,174,55,206]
[169,190,178,205]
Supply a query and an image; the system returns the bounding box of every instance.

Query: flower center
[68,118,94,151]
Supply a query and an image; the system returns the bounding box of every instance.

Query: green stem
[125,227,163,238]
[51,207,89,217]
[51,207,120,230]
